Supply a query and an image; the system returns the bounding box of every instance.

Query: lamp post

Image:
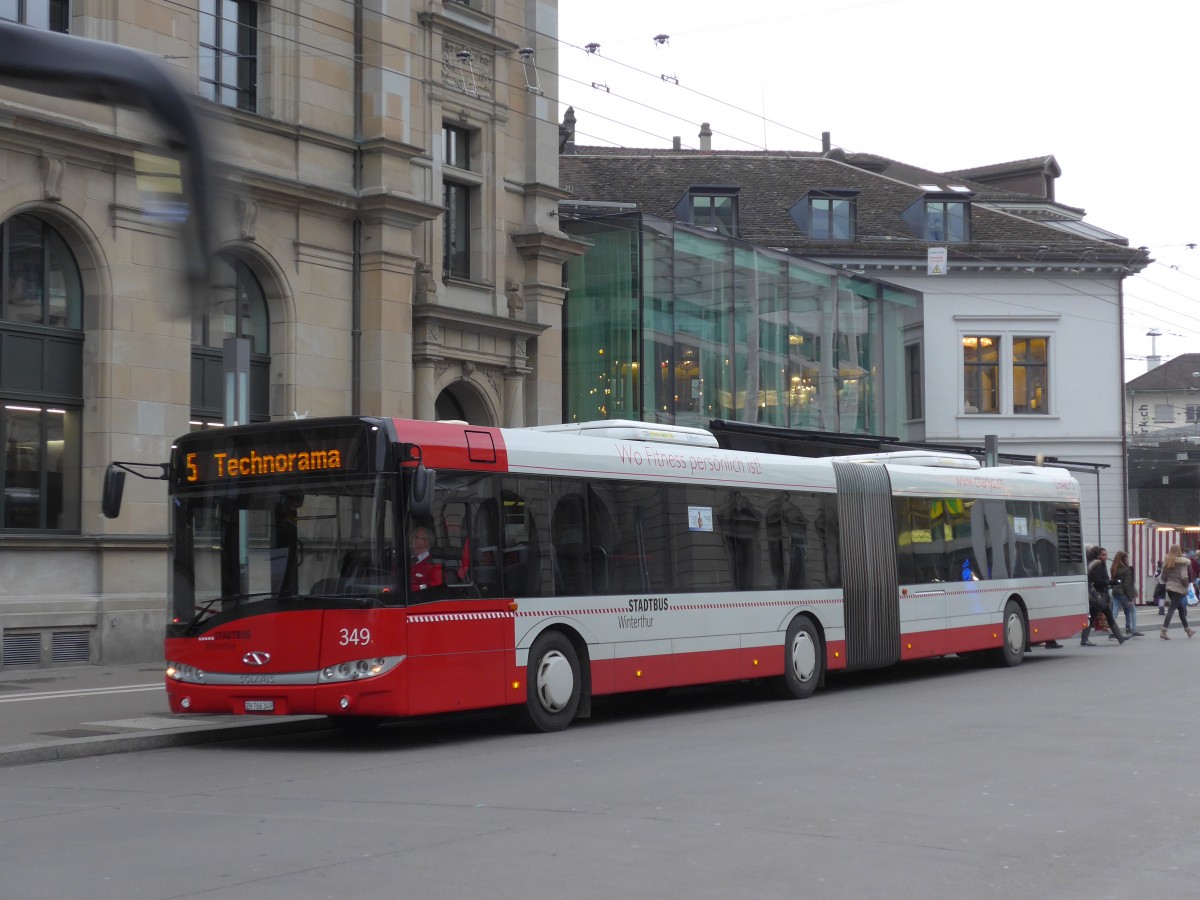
[1193,372,1200,439]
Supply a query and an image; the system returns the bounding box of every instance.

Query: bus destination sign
[184,446,346,483]
[173,423,374,487]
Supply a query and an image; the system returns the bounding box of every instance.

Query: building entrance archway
[435,380,493,426]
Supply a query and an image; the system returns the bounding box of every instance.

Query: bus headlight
[318,655,405,684]
[166,662,205,683]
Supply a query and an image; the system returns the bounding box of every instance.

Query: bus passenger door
[894,496,949,656]
[405,479,509,715]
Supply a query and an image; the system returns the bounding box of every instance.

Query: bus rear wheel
[774,616,822,699]
[990,599,1026,668]
[522,631,582,732]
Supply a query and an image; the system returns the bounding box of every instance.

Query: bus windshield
[168,475,399,635]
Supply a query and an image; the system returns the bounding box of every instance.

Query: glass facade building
[562,214,921,436]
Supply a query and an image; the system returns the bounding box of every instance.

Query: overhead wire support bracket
[454,48,479,97]
[518,47,543,95]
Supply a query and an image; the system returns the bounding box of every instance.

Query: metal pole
[223,336,251,594]
[223,337,250,426]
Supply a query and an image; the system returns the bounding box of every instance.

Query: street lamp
[1193,373,1200,438]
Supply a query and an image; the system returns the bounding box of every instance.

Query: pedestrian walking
[1109,550,1144,637]
[1159,543,1195,640]
[1083,546,1125,646]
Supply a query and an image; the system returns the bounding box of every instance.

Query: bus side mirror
[101,465,126,519]
[410,464,436,519]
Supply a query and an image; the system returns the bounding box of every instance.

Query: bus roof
[829,450,981,470]
[528,420,720,448]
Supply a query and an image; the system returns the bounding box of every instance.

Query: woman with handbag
[1154,560,1168,614]
[1083,547,1126,647]
[1109,550,1144,638]
[1159,544,1195,639]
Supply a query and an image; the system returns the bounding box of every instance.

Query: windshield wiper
[185,591,277,634]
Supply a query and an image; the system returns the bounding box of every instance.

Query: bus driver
[409,526,443,594]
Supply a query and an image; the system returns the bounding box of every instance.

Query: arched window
[191,254,270,428]
[0,213,83,531]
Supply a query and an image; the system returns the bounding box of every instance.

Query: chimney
[699,122,712,152]
[822,131,830,153]
[559,106,576,155]
[672,136,681,151]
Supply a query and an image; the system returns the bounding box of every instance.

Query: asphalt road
[2,624,1199,899]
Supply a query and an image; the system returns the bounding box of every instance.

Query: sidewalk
[0,661,328,767]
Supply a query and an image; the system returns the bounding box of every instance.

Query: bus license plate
[245,700,274,712]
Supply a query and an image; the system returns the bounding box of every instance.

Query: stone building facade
[0,1,581,666]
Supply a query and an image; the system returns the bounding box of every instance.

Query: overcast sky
[555,0,1197,381]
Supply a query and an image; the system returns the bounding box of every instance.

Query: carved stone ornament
[426,323,440,343]
[483,368,502,398]
[442,39,494,100]
[414,260,440,305]
[462,360,475,378]
[237,198,258,241]
[505,279,524,318]
[40,155,64,201]
[513,336,527,360]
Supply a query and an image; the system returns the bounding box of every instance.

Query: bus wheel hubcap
[536,650,573,712]
[1005,614,1023,654]
[792,633,816,683]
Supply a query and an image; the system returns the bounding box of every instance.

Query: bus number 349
[339,628,371,646]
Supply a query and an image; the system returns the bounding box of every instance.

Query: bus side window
[719,491,764,591]
[767,496,796,590]
[551,493,591,596]
[499,483,544,598]
[673,484,733,593]
[893,497,916,585]
[906,498,943,583]
[472,499,501,596]
[588,487,612,593]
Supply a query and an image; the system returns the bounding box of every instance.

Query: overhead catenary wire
[141,0,1194,353]
[151,0,740,154]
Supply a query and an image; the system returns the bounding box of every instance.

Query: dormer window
[926,200,968,242]
[676,187,739,237]
[790,190,859,240]
[904,194,971,243]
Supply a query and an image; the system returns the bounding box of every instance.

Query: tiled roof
[947,156,1062,180]
[559,147,1149,269]
[1126,354,1200,390]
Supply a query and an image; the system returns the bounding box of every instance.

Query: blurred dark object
[0,20,212,318]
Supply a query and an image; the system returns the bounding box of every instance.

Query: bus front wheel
[523,631,582,732]
[774,616,822,699]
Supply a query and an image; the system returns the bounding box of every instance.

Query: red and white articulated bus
[104,416,1086,731]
